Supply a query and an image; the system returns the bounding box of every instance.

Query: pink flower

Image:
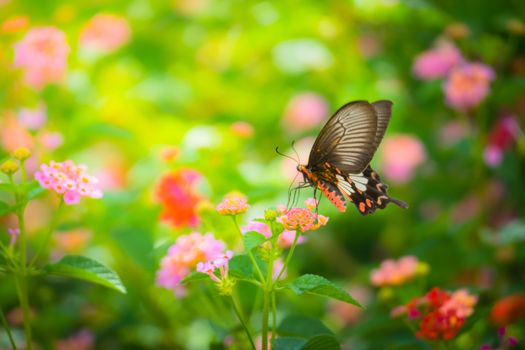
[7,227,20,246]
[216,192,249,215]
[444,62,495,111]
[380,134,426,184]
[282,93,328,132]
[18,103,46,130]
[156,232,226,296]
[13,26,69,89]
[413,41,463,80]
[440,289,478,318]
[80,14,131,53]
[277,229,306,248]
[230,121,254,138]
[484,115,521,167]
[196,250,233,283]
[39,131,64,150]
[155,169,203,228]
[241,221,272,238]
[272,258,286,281]
[1,115,34,152]
[305,197,318,210]
[370,255,422,287]
[278,207,328,232]
[34,160,102,205]
[56,330,94,350]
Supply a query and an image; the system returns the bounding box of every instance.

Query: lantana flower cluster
[392,287,478,341]
[277,198,328,232]
[196,250,236,295]
[370,255,428,287]
[216,192,250,215]
[35,160,102,205]
[156,232,227,296]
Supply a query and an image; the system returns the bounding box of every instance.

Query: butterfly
[296,100,408,215]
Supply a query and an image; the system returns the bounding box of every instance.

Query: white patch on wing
[336,175,354,195]
[350,173,368,192]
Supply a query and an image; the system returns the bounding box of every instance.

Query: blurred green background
[1,0,525,349]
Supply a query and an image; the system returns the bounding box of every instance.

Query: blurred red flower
[155,169,203,228]
[484,115,521,167]
[490,294,525,326]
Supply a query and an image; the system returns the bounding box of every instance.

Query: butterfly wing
[371,100,393,153]
[308,101,379,174]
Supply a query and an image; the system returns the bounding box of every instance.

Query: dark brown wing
[308,101,378,174]
[371,100,393,153]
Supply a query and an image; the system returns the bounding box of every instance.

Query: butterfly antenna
[276,146,298,163]
[291,140,301,164]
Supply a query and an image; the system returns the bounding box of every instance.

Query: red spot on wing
[317,180,346,212]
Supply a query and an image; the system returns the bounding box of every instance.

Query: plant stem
[231,216,265,282]
[273,230,299,284]
[231,293,255,350]
[14,276,31,350]
[0,307,18,350]
[262,242,275,350]
[271,292,277,347]
[30,197,64,267]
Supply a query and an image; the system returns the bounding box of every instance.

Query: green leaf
[45,255,126,293]
[181,271,209,283]
[301,335,340,350]
[0,183,15,193]
[273,337,306,350]
[278,315,333,338]
[243,231,267,251]
[286,274,361,307]
[27,186,46,200]
[228,254,253,280]
[0,200,11,215]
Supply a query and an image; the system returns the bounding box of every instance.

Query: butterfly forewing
[371,100,393,153]
[308,101,378,174]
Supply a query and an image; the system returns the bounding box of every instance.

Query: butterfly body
[297,100,408,215]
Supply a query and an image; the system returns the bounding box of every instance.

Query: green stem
[30,197,64,267]
[231,216,265,282]
[0,307,18,350]
[231,293,256,350]
[14,276,31,350]
[262,242,275,350]
[271,292,277,347]
[273,230,300,285]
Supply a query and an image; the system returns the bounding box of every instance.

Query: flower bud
[12,147,31,161]
[416,262,430,276]
[264,209,278,221]
[1,159,19,175]
[217,277,236,296]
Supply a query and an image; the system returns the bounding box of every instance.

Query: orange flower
[490,294,525,326]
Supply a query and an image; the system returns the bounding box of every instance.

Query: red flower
[155,169,203,228]
[490,294,525,326]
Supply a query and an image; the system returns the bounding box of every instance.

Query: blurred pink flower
[1,115,34,151]
[18,103,47,130]
[216,192,249,215]
[380,134,426,184]
[160,146,180,162]
[7,227,20,246]
[80,14,131,52]
[330,285,371,326]
[241,221,272,238]
[444,62,495,111]
[156,232,226,296]
[277,229,306,247]
[370,255,422,287]
[34,160,103,205]
[439,120,468,147]
[56,330,94,350]
[39,131,64,150]
[440,289,478,318]
[282,92,328,132]
[230,121,254,138]
[155,169,203,228]
[272,258,286,281]
[484,115,521,167]
[53,229,91,255]
[413,41,463,80]
[13,26,69,88]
